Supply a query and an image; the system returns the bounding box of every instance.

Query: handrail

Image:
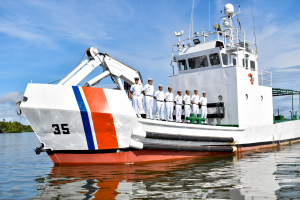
[257,70,272,87]
[172,28,257,56]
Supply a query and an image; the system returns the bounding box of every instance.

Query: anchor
[34,143,46,155]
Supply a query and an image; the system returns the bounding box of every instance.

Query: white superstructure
[170,4,272,127]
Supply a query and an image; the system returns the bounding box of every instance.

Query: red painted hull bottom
[49,150,231,165]
[48,140,300,165]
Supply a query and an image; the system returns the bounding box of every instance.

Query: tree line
[0,119,33,133]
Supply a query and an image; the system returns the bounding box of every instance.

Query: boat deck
[137,118,244,131]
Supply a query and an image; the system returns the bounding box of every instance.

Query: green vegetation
[0,119,33,133]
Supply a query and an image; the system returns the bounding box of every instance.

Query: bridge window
[188,55,208,69]
[250,60,255,70]
[209,53,220,65]
[233,58,236,65]
[221,53,228,65]
[178,60,187,71]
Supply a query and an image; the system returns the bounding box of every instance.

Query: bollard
[186,113,205,124]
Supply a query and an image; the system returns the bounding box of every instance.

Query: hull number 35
[52,124,70,134]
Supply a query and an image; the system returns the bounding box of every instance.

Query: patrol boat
[19,3,300,165]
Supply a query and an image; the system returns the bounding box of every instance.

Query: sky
[0,0,300,123]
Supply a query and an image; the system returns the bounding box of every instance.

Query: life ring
[248,73,254,85]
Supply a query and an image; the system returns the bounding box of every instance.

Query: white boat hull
[20,84,300,165]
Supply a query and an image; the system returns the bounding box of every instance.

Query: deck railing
[172,28,257,55]
[258,70,272,87]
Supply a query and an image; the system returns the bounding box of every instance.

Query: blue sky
[0,0,300,123]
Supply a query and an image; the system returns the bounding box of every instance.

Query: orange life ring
[248,73,254,85]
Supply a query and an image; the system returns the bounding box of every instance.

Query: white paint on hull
[138,118,300,145]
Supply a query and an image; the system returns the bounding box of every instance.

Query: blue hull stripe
[72,86,95,150]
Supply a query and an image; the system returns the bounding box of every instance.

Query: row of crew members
[130,77,207,123]
[177,89,207,123]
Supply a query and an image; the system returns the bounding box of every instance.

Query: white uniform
[154,90,164,120]
[200,96,208,123]
[174,95,183,122]
[183,94,191,122]
[191,94,200,116]
[130,84,143,117]
[143,84,154,119]
[164,92,174,121]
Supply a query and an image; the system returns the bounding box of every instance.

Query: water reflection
[33,144,300,199]
[41,158,222,199]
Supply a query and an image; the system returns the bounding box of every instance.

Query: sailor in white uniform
[174,90,183,123]
[154,85,165,120]
[130,77,144,118]
[143,78,154,119]
[183,90,191,123]
[191,89,200,116]
[199,91,208,124]
[164,86,174,121]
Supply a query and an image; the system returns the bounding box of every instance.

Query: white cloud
[0,19,53,45]
[257,22,300,70]
[0,0,135,48]
[276,67,300,73]
[0,92,27,123]
[0,92,23,105]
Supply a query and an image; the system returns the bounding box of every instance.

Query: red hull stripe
[47,139,300,165]
[49,150,230,165]
[48,139,300,165]
[82,87,119,150]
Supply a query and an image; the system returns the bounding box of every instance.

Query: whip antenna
[189,0,195,39]
[209,0,210,32]
[251,0,257,54]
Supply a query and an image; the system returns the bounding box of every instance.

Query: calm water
[0,132,299,199]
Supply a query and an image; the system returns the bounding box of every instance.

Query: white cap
[178,90,182,92]
[159,84,163,87]
[168,86,172,89]
[194,89,198,91]
[203,91,206,93]
[148,78,153,81]
[186,90,190,92]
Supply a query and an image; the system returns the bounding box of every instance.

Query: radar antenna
[174,31,184,44]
